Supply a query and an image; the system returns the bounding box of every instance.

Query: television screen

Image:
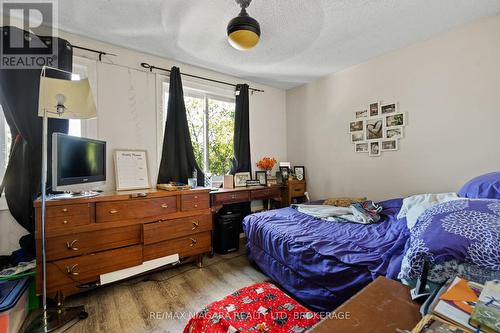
[52,133,106,190]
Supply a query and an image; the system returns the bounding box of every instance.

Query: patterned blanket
[399,199,500,282]
[183,282,319,333]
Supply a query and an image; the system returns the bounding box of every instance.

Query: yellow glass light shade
[228,29,260,50]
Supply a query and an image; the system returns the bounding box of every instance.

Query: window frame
[156,75,236,176]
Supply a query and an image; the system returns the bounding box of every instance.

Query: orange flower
[256,157,277,170]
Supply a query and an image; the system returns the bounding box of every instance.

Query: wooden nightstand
[282,179,306,206]
[310,277,421,332]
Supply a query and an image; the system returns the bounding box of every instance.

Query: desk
[310,277,421,333]
[210,186,282,213]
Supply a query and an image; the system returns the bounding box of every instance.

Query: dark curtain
[157,67,204,185]
[230,84,251,174]
[0,26,72,234]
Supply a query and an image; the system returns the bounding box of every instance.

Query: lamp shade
[227,8,260,50]
[38,76,97,119]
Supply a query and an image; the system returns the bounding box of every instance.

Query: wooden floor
[59,245,267,333]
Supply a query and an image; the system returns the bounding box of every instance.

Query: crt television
[52,133,106,193]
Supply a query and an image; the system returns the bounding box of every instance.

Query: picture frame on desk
[114,149,151,191]
[234,172,251,187]
[294,166,305,181]
[255,171,267,186]
[279,166,290,180]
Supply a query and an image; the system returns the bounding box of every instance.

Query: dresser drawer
[46,203,91,218]
[143,232,211,261]
[96,197,177,222]
[250,187,281,200]
[46,214,91,232]
[181,193,210,211]
[44,245,142,288]
[290,182,306,197]
[212,191,250,206]
[143,214,212,245]
[45,225,141,261]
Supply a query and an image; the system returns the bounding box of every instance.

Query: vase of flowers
[256,157,277,177]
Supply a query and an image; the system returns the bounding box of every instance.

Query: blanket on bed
[399,199,500,282]
[293,201,382,224]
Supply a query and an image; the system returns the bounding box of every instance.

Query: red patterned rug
[183,282,319,333]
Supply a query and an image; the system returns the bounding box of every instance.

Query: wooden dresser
[34,188,211,299]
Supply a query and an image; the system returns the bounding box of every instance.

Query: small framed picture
[381,139,398,151]
[351,132,364,142]
[385,127,403,139]
[234,172,251,187]
[293,166,305,181]
[385,112,406,127]
[365,118,383,140]
[355,110,368,119]
[369,141,381,157]
[355,142,369,153]
[369,102,380,117]
[255,171,267,186]
[349,120,364,132]
[279,161,291,168]
[381,102,397,115]
[279,166,290,180]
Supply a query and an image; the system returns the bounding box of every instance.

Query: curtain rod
[71,44,117,61]
[140,62,264,93]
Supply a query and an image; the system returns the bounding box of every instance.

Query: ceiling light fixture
[227,0,260,51]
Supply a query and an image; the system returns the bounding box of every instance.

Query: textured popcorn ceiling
[58,0,500,89]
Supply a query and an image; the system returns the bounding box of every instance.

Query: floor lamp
[25,66,97,333]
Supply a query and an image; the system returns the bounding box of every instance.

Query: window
[161,83,235,177]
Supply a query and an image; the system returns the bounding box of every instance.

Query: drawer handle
[194,204,198,208]
[62,208,68,213]
[191,221,199,230]
[231,195,236,199]
[161,203,169,209]
[194,195,199,199]
[66,240,79,251]
[63,220,68,224]
[109,209,118,214]
[66,264,79,276]
[294,188,302,192]
[190,238,197,247]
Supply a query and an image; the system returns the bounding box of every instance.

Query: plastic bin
[0,277,30,333]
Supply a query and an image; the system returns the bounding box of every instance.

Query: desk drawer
[143,232,211,261]
[46,245,142,286]
[181,193,210,211]
[290,182,306,197]
[96,197,177,222]
[46,214,91,232]
[250,187,281,200]
[46,203,91,219]
[143,214,212,245]
[45,225,141,261]
[212,191,250,206]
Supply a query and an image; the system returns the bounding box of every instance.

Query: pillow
[323,197,366,207]
[458,172,500,199]
[397,193,458,220]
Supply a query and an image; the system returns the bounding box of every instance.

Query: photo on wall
[381,140,398,151]
[355,142,369,153]
[386,127,403,139]
[369,102,379,117]
[381,102,397,114]
[349,120,364,132]
[365,118,383,140]
[351,132,364,142]
[385,113,406,127]
[355,110,368,118]
[369,141,381,156]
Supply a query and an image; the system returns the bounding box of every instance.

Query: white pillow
[397,193,458,229]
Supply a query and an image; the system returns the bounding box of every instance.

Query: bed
[243,198,410,312]
[243,173,500,313]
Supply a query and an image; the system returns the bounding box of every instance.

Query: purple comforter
[399,199,500,281]
[243,198,409,311]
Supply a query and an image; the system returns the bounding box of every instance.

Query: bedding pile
[399,198,500,283]
[292,200,382,224]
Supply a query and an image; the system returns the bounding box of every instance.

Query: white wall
[0,27,287,254]
[286,15,500,201]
